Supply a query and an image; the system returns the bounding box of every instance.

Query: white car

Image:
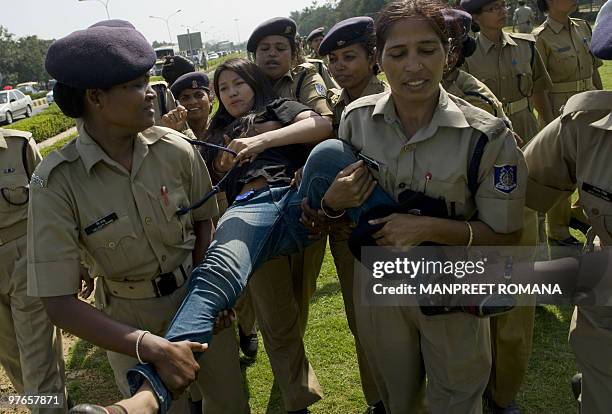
[207,52,219,60]
[0,89,33,124]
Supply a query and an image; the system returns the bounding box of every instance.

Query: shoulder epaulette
[31,139,79,188]
[508,32,536,42]
[344,92,387,116]
[448,95,507,140]
[531,23,547,36]
[0,128,33,140]
[561,90,612,117]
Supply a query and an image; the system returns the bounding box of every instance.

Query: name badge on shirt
[84,212,119,235]
[582,182,612,202]
[557,46,571,53]
[3,167,15,174]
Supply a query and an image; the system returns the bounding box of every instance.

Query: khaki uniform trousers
[487,209,537,406]
[354,280,491,414]
[96,280,249,414]
[247,256,323,411]
[0,234,66,414]
[328,233,379,405]
[569,306,612,414]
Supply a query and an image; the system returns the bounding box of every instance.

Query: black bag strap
[467,132,489,197]
[295,70,308,102]
[463,91,499,118]
[21,139,31,182]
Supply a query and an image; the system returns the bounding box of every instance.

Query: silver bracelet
[135,330,150,364]
[320,197,346,219]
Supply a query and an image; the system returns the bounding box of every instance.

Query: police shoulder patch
[494,164,518,194]
[315,83,326,97]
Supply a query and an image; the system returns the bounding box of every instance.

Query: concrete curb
[32,98,47,107]
[37,126,77,150]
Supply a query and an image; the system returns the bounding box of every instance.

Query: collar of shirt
[75,122,165,175]
[478,30,517,54]
[590,113,612,131]
[338,76,382,106]
[546,16,577,34]
[372,87,470,143]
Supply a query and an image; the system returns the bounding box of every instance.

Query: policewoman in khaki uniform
[462,0,554,144]
[441,9,508,121]
[323,1,527,412]
[0,128,67,414]
[316,16,387,412]
[524,6,612,411]
[533,0,603,245]
[28,24,248,414]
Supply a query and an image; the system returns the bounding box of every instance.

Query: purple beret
[318,17,374,56]
[170,72,210,97]
[247,17,297,53]
[592,0,612,60]
[306,27,325,42]
[89,19,135,29]
[45,26,156,89]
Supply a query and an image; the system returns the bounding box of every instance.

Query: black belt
[152,264,188,297]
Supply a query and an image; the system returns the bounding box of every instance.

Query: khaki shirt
[328,75,388,132]
[465,31,552,105]
[443,69,508,122]
[533,17,602,114]
[306,58,339,90]
[27,125,218,297]
[339,88,527,234]
[273,62,333,117]
[0,129,41,231]
[524,90,612,246]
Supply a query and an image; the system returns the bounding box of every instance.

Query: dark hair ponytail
[53,82,86,118]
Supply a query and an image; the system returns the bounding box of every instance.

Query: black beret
[459,0,495,13]
[170,72,210,97]
[306,27,325,42]
[318,17,374,56]
[592,0,612,60]
[442,9,472,40]
[161,55,196,85]
[45,26,156,89]
[89,19,135,29]
[247,17,297,53]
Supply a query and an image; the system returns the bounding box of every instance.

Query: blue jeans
[127,139,397,412]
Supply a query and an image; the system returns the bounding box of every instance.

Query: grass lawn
[2,61,611,414]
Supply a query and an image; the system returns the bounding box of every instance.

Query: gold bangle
[465,221,474,248]
[320,197,346,219]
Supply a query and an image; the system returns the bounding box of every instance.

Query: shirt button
[162,255,167,262]
[108,241,116,249]
[592,208,600,215]
[145,217,152,225]
[399,183,406,189]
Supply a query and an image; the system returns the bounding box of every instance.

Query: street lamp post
[149,9,182,44]
[234,18,241,44]
[78,0,111,19]
[181,21,204,56]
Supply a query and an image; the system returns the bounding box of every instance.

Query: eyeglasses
[1,185,29,206]
[482,1,507,13]
[178,90,209,104]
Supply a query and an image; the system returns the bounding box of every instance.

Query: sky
[2,0,317,45]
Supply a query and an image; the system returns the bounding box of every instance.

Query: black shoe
[70,404,127,414]
[569,218,591,236]
[572,373,582,401]
[239,328,259,359]
[190,399,202,414]
[366,400,386,414]
[548,236,583,247]
[490,400,522,414]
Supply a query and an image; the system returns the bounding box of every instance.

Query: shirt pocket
[82,214,139,277]
[149,185,192,246]
[424,179,468,219]
[512,63,534,97]
[579,191,612,245]
[0,173,29,218]
[551,47,577,72]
